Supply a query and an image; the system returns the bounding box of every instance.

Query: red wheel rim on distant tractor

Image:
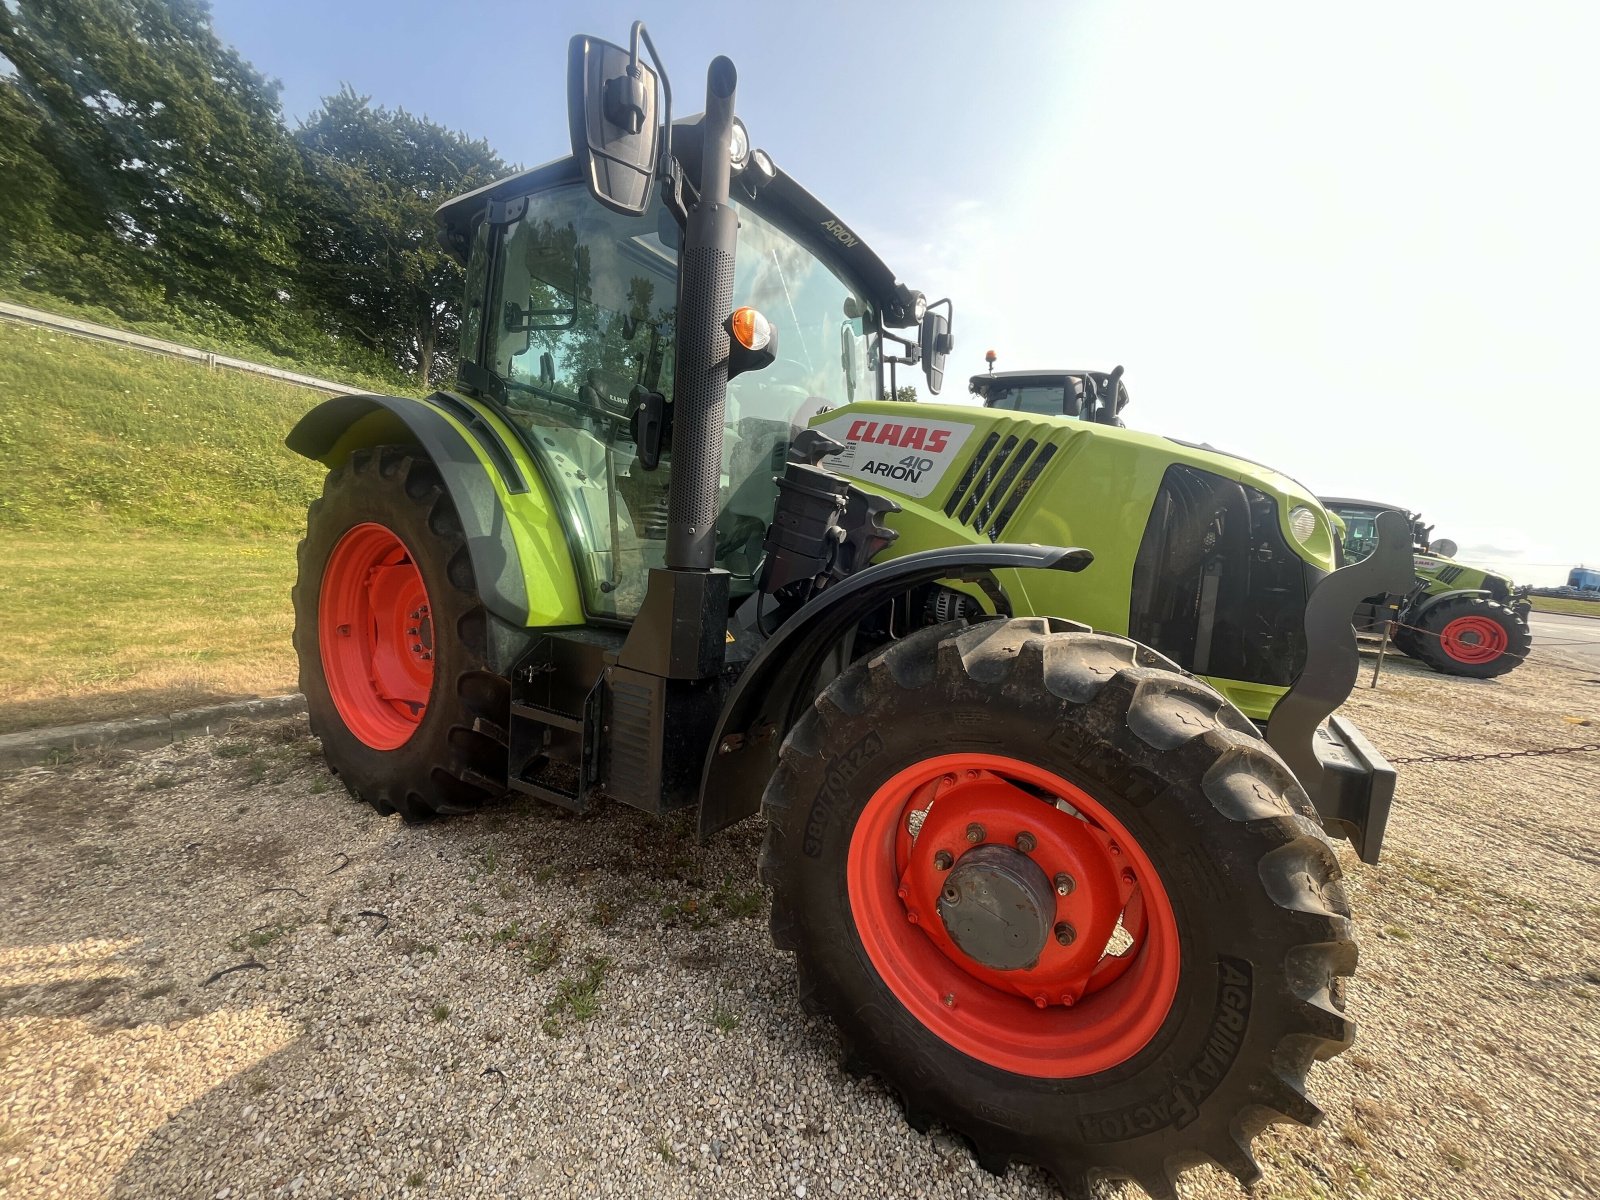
[847,753,1180,1079]
[318,522,435,750]
[1438,615,1510,665]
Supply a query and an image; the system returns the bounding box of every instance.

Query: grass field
[1530,594,1600,617]
[0,535,298,733]
[0,322,326,732]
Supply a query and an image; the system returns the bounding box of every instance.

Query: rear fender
[286,392,585,647]
[695,544,1094,838]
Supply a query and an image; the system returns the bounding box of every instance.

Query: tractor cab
[436,123,928,622]
[969,367,1129,425]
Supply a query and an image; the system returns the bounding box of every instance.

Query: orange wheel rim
[318,522,434,749]
[846,753,1180,1078]
[1438,615,1509,664]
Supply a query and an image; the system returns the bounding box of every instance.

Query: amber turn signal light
[730,306,772,352]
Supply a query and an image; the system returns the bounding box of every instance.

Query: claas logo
[845,418,951,454]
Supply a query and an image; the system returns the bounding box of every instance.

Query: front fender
[1410,587,1494,622]
[286,392,584,639]
[696,544,1093,838]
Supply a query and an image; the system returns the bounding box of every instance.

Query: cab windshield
[477,183,876,618]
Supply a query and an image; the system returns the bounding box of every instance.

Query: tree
[882,385,919,402]
[0,0,304,323]
[296,89,508,384]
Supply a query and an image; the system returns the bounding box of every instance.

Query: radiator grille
[943,427,1058,541]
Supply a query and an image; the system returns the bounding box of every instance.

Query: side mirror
[920,304,953,395]
[567,35,659,216]
[1429,538,1458,558]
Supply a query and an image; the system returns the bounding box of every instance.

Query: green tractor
[1323,498,1532,679]
[285,24,1412,1198]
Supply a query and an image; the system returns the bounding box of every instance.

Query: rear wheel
[292,446,509,818]
[762,618,1357,1198]
[1408,595,1530,679]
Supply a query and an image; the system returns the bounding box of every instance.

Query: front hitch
[1265,509,1413,863]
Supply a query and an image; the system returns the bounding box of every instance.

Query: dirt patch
[0,661,1596,1199]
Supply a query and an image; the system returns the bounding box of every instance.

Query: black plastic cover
[1129,465,1309,687]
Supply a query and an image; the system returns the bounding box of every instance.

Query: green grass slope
[0,323,343,733]
[0,323,328,535]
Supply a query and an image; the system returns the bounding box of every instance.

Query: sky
[210,0,1598,585]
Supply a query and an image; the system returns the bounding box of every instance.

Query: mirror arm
[629,22,689,230]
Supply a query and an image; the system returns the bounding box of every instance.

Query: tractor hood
[809,400,1339,720]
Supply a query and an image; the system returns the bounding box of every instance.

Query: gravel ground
[1,653,1597,1200]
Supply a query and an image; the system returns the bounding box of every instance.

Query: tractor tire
[1406,595,1530,679]
[291,445,509,819]
[761,617,1356,1200]
[1389,622,1423,660]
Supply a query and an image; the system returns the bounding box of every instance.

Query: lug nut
[933,850,954,871]
[1054,873,1075,896]
[1054,922,1076,946]
[965,823,985,844]
[943,993,956,1008]
[1121,867,1137,885]
[1060,992,1076,1008]
[1015,831,1037,853]
[941,884,960,905]
[1032,995,1048,1009]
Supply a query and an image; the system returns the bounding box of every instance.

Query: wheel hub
[937,844,1055,971]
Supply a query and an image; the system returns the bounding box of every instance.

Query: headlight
[1288,505,1318,545]
[729,120,750,171]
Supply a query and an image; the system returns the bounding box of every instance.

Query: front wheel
[762,618,1357,1198]
[1408,595,1531,679]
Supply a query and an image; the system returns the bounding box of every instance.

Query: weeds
[545,955,609,1024]
[229,922,297,952]
[659,878,764,930]
[1440,1141,1473,1172]
[523,927,563,975]
[490,921,563,974]
[711,998,740,1033]
[430,1002,450,1024]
